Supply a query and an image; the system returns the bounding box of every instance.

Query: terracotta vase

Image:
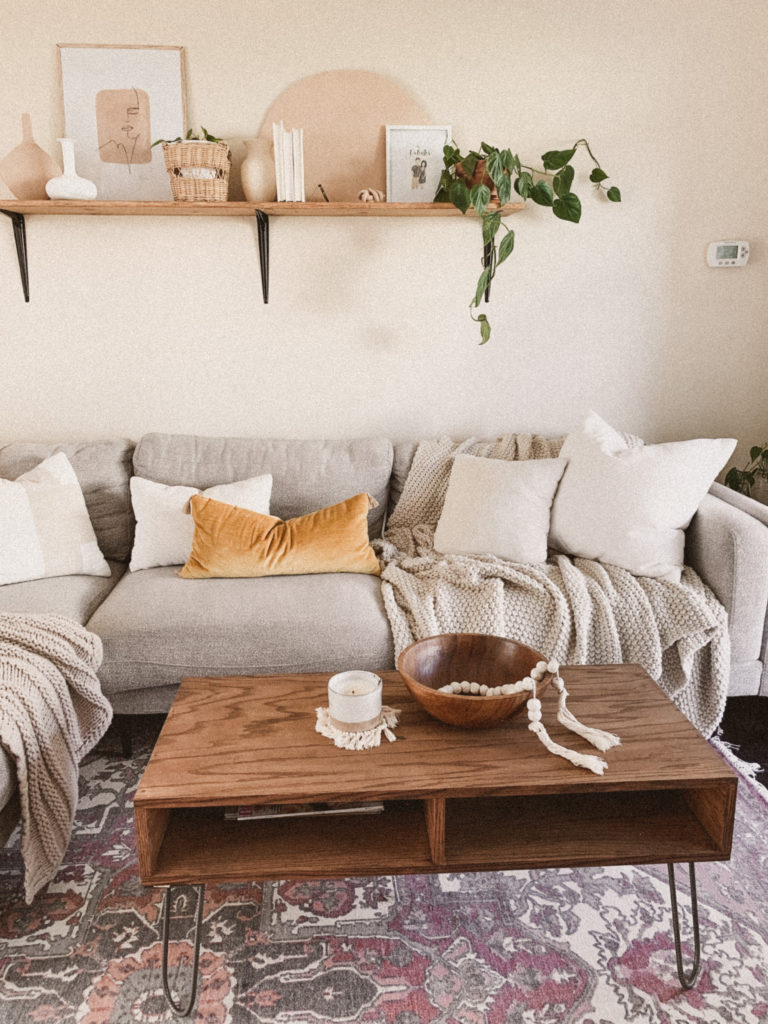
[45,138,97,200]
[0,114,61,200]
[240,137,276,202]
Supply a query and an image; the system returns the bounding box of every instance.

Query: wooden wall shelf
[0,198,524,303]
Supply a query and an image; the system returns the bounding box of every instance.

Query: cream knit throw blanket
[376,435,731,738]
[0,613,112,903]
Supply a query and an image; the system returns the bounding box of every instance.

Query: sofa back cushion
[0,439,135,562]
[133,434,394,538]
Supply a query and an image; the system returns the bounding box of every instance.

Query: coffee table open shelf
[134,666,736,1011]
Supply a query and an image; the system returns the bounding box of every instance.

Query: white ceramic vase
[45,138,97,200]
[240,137,276,202]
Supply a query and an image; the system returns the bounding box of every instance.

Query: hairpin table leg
[667,862,701,989]
[1,210,30,302]
[160,883,205,1017]
[255,210,269,303]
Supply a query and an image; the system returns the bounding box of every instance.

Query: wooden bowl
[397,633,554,728]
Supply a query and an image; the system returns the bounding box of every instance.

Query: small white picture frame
[386,125,451,203]
[57,43,186,201]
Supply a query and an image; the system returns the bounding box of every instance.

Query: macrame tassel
[316,706,400,750]
[553,675,621,752]
[526,694,608,775]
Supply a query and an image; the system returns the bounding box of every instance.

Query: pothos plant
[434,139,621,343]
[151,127,224,147]
[724,443,768,496]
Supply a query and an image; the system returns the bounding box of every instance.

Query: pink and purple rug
[0,719,766,1023]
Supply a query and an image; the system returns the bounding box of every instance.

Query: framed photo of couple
[385,125,451,204]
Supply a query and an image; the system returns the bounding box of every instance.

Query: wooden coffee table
[134,664,737,1016]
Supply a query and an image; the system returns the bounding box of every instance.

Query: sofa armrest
[686,488,768,694]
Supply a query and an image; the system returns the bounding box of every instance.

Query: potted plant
[151,127,231,202]
[724,443,768,500]
[434,139,621,343]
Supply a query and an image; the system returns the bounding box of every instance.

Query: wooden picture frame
[385,125,451,203]
[57,44,186,200]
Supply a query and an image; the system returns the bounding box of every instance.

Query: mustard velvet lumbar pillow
[179,492,381,578]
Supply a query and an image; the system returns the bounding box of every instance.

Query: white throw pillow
[549,411,736,581]
[0,452,110,586]
[129,474,273,571]
[434,454,568,563]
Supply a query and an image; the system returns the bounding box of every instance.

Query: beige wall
[1,0,766,467]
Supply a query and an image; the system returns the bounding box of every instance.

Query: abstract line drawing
[96,87,151,170]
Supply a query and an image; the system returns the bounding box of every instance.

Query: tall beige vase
[240,137,276,202]
[0,113,61,199]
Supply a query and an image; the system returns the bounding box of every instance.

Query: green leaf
[541,147,576,170]
[530,181,554,207]
[606,186,622,202]
[460,152,478,180]
[449,180,471,214]
[443,144,460,164]
[553,165,574,197]
[474,268,491,308]
[470,184,491,216]
[589,168,609,183]
[486,149,505,187]
[434,185,450,203]
[502,149,520,175]
[479,315,491,345]
[751,446,765,462]
[496,174,512,205]
[553,193,582,222]
[497,229,515,264]
[515,172,533,198]
[482,212,501,244]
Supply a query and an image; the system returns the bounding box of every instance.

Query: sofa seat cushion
[86,567,394,698]
[0,560,126,622]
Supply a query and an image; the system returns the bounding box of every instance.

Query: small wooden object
[397,632,553,728]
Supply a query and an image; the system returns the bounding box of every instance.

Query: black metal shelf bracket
[255,210,269,303]
[2,210,30,302]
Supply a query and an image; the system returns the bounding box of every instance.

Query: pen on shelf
[318,184,330,203]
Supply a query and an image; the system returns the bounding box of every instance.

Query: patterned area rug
[0,718,767,1024]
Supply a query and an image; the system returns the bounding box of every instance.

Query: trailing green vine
[435,139,621,344]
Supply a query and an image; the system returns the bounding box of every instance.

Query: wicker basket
[161,140,231,202]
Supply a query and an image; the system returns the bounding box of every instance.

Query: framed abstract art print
[57,44,186,200]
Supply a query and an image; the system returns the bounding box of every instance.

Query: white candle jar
[327,671,383,732]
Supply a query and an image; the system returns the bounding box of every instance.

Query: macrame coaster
[315,706,400,750]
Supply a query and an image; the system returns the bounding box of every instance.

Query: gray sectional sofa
[2,431,768,848]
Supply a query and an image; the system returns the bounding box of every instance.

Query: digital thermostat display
[707,240,749,267]
[716,244,738,260]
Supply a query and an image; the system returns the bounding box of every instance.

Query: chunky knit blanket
[376,435,731,738]
[0,613,112,903]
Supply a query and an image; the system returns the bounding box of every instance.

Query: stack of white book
[272,121,305,202]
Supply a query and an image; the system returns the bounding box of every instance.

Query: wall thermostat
[707,241,749,267]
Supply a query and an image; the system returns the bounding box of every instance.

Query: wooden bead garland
[435,656,622,777]
[438,658,559,697]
